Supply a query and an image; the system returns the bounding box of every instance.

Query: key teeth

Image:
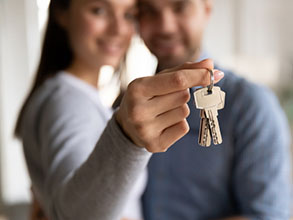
[198,116,211,147]
[195,86,225,147]
[198,141,211,147]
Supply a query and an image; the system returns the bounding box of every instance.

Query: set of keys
[193,69,226,147]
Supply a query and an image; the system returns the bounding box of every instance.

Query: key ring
[207,69,214,93]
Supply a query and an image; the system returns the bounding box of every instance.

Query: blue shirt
[142,68,292,220]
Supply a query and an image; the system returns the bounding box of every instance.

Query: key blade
[198,116,211,147]
[206,108,223,145]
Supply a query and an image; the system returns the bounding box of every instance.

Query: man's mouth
[152,38,182,53]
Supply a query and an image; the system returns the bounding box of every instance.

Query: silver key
[198,89,225,146]
[199,109,211,147]
[194,86,225,146]
[205,107,222,145]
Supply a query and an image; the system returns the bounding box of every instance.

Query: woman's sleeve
[38,91,151,220]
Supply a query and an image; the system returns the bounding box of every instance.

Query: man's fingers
[158,119,190,152]
[154,104,190,132]
[147,89,190,116]
[140,68,224,97]
[177,59,214,71]
[160,59,214,73]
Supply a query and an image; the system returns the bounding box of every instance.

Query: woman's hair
[15,0,133,138]
[15,0,73,138]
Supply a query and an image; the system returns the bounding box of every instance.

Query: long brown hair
[15,0,73,138]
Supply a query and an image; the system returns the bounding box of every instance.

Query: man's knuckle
[160,146,169,152]
[128,104,142,122]
[180,120,190,134]
[133,122,146,136]
[128,78,145,96]
[172,71,187,88]
[146,143,159,153]
[127,80,136,92]
[181,90,190,102]
[181,104,190,118]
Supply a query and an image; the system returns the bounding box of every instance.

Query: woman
[15,0,223,219]
[16,0,149,219]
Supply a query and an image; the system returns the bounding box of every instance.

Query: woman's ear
[55,8,69,29]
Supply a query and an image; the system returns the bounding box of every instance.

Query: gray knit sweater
[20,72,151,220]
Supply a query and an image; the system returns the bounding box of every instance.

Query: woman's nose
[108,15,131,36]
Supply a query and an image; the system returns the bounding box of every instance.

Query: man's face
[138,0,212,70]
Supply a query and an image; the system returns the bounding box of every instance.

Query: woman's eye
[91,6,106,15]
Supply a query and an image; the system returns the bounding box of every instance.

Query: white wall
[280,0,293,83]
[0,0,40,205]
[204,0,284,88]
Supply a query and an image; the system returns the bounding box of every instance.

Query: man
[137,0,292,219]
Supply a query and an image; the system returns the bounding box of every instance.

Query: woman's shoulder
[35,74,94,110]
[24,73,100,126]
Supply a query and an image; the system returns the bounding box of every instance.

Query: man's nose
[157,10,178,33]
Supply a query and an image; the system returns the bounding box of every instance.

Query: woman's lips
[99,41,124,55]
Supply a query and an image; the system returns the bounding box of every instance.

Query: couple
[15,0,292,219]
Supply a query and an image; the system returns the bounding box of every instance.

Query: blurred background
[0,0,292,219]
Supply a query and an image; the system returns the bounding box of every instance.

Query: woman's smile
[98,39,125,55]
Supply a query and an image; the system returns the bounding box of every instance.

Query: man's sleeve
[232,83,292,220]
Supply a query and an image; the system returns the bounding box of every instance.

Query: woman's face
[61,0,137,70]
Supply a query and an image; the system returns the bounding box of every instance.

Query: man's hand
[116,59,224,153]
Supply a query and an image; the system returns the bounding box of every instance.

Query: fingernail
[214,70,224,80]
